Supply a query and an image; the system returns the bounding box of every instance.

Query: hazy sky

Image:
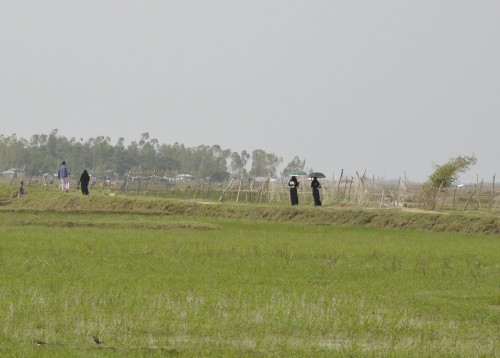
[1,1,499,182]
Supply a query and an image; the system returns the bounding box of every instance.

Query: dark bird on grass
[33,339,46,346]
[92,335,103,344]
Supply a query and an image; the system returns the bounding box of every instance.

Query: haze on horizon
[1,1,499,183]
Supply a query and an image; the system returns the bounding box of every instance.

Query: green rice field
[0,189,499,357]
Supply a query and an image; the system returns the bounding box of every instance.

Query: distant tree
[282,156,306,177]
[0,134,28,171]
[137,132,160,170]
[167,144,230,180]
[249,149,282,178]
[47,129,58,157]
[0,132,300,183]
[230,150,249,176]
[111,137,131,176]
[211,146,231,181]
[89,136,113,176]
[427,155,477,188]
[157,143,181,175]
[197,145,230,180]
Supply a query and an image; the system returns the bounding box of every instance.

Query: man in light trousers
[57,161,70,192]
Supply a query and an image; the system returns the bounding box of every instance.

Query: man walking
[58,161,70,192]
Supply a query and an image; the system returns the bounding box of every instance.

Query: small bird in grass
[92,335,103,345]
[33,339,46,346]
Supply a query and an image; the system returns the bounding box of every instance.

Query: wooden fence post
[347,177,354,201]
[431,183,443,210]
[255,179,267,203]
[337,169,343,195]
[440,187,449,210]
[354,180,360,204]
[396,177,401,207]
[236,173,243,203]
[476,179,483,209]
[489,174,496,209]
[206,175,212,199]
[192,179,203,199]
[331,172,335,204]
[452,186,457,211]
[164,176,169,198]
[280,173,287,202]
[355,171,365,205]
[145,170,155,194]
[218,178,235,202]
[463,187,478,211]
[118,172,130,193]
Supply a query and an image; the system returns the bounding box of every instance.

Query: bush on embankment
[1,185,499,235]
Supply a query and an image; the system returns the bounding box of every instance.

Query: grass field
[1,206,499,357]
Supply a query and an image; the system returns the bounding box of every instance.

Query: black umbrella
[308,172,326,178]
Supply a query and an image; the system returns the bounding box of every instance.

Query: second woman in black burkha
[288,176,300,206]
[311,177,322,206]
[79,170,91,195]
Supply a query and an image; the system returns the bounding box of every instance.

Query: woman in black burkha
[311,177,322,206]
[79,170,91,195]
[288,176,299,205]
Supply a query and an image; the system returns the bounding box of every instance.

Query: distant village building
[2,168,24,178]
[176,174,195,181]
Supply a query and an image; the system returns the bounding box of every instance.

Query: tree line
[0,130,307,181]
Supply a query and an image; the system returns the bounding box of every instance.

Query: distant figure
[288,176,299,205]
[311,177,322,206]
[18,180,25,198]
[57,161,70,192]
[79,170,91,195]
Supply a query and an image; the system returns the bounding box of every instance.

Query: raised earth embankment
[1,186,499,235]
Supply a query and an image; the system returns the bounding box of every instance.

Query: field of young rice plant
[0,211,499,357]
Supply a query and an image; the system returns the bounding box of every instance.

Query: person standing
[288,176,300,205]
[18,180,25,198]
[57,161,70,192]
[79,169,91,195]
[311,177,322,206]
